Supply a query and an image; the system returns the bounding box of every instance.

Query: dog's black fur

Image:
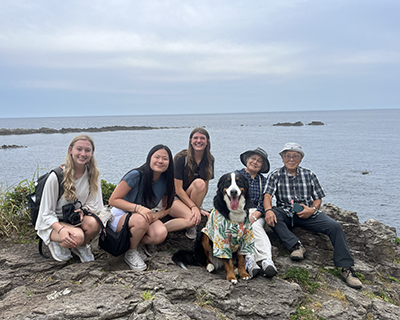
[172,172,253,283]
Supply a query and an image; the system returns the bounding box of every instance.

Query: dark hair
[137,144,175,209]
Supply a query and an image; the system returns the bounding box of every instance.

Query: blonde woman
[165,127,214,239]
[35,135,103,262]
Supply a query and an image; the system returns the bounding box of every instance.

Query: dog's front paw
[229,278,238,284]
[239,271,251,280]
[241,275,251,281]
[206,263,215,273]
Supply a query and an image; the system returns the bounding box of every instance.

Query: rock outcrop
[273,121,304,126]
[0,126,180,136]
[1,203,400,319]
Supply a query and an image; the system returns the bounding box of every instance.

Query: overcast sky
[0,0,399,118]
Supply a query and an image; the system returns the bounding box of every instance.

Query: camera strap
[84,211,107,240]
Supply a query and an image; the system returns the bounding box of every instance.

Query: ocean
[1,109,399,233]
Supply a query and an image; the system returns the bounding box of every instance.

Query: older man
[263,142,362,289]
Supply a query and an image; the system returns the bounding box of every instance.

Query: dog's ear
[213,173,230,215]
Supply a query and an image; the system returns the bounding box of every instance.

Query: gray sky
[1,0,399,118]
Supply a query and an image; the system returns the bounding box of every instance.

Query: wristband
[58,226,65,234]
[190,205,196,210]
[265,209,273,213]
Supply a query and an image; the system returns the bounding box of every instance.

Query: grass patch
[141,290,155,301]
[283,267,320,294]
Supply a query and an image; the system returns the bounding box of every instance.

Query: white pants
[250,209,272,262]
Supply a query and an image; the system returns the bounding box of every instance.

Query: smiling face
[281,151,303,175]
[68,139,93,168]
[246,153,263,176]
[150,148,170,175]
[190,132,208,152]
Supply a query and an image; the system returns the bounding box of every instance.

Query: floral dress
[202,209,255,259]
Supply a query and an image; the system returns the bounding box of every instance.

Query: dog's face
[213,172,251,222]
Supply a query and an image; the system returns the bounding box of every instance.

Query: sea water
[0,109,399,232]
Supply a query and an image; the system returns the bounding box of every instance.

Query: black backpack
[26,166,64,258]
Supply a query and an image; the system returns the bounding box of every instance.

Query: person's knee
[155,227,168,243]
[192,178,206,193]
[130,215,149,231]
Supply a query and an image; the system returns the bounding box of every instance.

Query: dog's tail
[172,250,200,270]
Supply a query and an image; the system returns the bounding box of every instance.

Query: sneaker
[290,242,307,261]
[185,226,197,240]
[124,249,147,271]
[143,244,157,257]
[48,241,72,262]
[261,258,277,278]
[245,257,261,278]
[71,244,95,263]
[341,267,362,289]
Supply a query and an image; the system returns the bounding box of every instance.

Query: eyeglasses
[283,155,301,161]
[249,156,263,164]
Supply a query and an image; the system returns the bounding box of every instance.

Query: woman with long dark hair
[108,144,175,271]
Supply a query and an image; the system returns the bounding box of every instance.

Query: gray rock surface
[1,203,400,319]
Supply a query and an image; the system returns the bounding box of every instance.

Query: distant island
[1,144,27,149]
[273,121,325,126]
[0,125,181,136]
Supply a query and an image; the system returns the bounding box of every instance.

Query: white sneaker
[261,258,277,278]
[125,249,147,271]
[71,244,95,263]
[48,241,72,262]
[245,257,260,278]
[185,226,197,240]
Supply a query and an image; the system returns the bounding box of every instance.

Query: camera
[62,200,82,226]
[292,203,304,213]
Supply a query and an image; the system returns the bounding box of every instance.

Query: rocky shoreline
[0,125,181,136]
[1,203,400,319]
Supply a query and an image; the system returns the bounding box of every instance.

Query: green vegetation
[141,290,155,301]
[101,179,116,205]
[0,180,33,240]
[284,267,320,294]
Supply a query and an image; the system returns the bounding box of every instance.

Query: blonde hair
[175,127,214,182]
[62,135,100,202]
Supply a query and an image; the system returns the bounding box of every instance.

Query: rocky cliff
[1,203,400,320]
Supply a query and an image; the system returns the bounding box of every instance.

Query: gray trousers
[271,208,354,268]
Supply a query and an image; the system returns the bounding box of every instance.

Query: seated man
[236,147,277,278]
[263,142,362,289]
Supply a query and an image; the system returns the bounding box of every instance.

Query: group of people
[35,128,362,289]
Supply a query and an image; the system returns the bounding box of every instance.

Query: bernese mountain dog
[172,172,255,284]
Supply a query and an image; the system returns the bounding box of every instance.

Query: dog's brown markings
[236,254,250,279]
[202,234,212,267]
[222,259,237,282]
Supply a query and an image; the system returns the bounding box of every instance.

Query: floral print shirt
[201,208,255,259]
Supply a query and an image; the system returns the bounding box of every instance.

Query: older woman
[236,147,277,278]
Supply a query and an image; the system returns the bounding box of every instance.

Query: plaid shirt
[264,166,326,215]
[236,168,266,214]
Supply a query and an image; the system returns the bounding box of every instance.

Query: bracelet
[265,209,273,213]
[58,226,65,234]
[134,204,138,213]
[252,216,257,221]
[190,205,196,210]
